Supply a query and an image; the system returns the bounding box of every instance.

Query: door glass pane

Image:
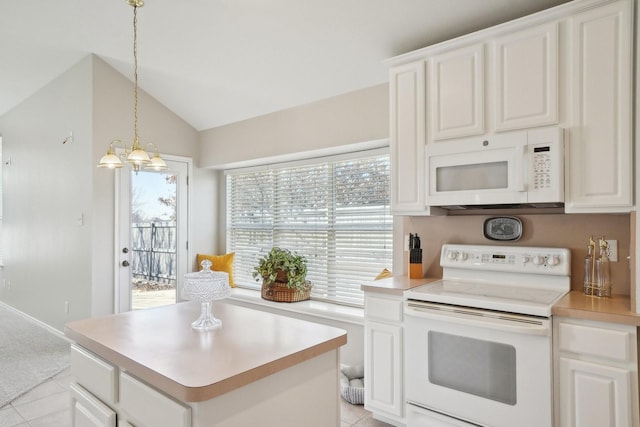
[130,171,177,309]
[436,161,508,191]
[428,331,517,405]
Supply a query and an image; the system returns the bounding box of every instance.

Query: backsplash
[404,213,631,295]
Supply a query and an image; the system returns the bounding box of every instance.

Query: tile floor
[0,368,72,427]
[0,367,391,427]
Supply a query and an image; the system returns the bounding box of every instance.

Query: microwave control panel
[527,126,564,203]
[532,146,552,190]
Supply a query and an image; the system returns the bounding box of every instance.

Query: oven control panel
[441,244,570,276]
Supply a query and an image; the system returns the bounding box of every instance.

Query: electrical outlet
[605,239,618,262]
[64,300,70,314]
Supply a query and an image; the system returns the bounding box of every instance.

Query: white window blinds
[226,150,392,307]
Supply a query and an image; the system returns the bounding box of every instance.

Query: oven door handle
[405,302,551,336]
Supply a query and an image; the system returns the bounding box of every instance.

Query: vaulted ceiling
[1,0,569,131]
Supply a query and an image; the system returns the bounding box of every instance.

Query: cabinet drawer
[120,372,191,427]
[70,345,118,405]
[558,321,634,363]
[70,382,117,427]
[365,295,403,323]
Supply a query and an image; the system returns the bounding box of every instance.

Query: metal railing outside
[131,221,177,286]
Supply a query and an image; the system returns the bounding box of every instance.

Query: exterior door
[116,157,190,312]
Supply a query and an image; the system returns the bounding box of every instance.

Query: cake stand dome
[182,260,230,330]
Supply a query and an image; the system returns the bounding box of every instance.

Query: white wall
[90,56,208,317]
[0,55,217,329]
[0,55,388,365]
[199,84,389,169]
[0,57,94,328]
[197,84,390,366]
[191,167,222,261]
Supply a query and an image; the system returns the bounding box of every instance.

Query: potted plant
[252,247,312,302]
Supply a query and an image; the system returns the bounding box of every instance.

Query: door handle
[121,260,130,267]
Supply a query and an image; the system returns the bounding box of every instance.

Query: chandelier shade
[97,143,124,169]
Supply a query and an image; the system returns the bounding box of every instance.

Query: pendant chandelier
[97,0,167,172]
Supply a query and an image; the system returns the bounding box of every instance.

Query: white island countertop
[65,300,347,403]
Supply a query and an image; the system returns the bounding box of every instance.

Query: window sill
[226,287,364,326]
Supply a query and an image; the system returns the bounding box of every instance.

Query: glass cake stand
[182,260,230,330]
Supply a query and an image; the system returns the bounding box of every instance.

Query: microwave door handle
[515,144,526,192]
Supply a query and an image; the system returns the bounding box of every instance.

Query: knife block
[409,248,423,279]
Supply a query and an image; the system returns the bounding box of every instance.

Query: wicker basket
[261,280,312,303]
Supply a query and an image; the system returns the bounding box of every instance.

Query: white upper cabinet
[390,61,427,214]
[429,22,559,142]
[565,0,633,212]
[429,44,485,140]
[494,22,559,132]
[387,0,634,216]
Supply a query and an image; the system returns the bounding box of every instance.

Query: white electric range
[404,244,571,427]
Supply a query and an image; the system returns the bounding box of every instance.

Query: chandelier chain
[133,4,139,146]
[97,0,167,172]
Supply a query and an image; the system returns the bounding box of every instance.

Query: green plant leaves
[252,247,309,290]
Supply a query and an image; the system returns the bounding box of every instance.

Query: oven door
[404,301,553,427]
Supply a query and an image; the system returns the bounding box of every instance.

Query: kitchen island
[65,300,347,427]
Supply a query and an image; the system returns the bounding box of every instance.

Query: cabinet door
[566,0,632,212]
[120,372,191,427]
[71,345,118,405]
[494,22,558,131]
[559,357,633,427]
[390,61,426,214]
[364,320,403,418]
[429,44,484,140]
[70,383,117,427]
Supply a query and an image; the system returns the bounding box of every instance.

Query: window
[226,149,392,307]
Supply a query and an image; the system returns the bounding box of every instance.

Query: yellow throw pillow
[196,253,235,287]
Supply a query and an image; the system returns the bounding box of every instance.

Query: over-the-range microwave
[426,126,564,209]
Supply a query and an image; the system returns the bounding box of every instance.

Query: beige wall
[0,55,216,330]
[0,57,94,328]
[402,213,631,295]
[90,56,212,317]
[198,84,389,169]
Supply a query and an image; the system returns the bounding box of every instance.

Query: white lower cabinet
[119,372,191,427]
[364,292,405,426]
[560,357,632,427]
[70,383,116,427]
[70,345,118,406]
[555,317,639,427]
[70,344,191,427]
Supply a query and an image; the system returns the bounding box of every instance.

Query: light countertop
[64,301,346,402]
[552,291,640,326]
[361,276,439,295]
[363,276,640,326]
